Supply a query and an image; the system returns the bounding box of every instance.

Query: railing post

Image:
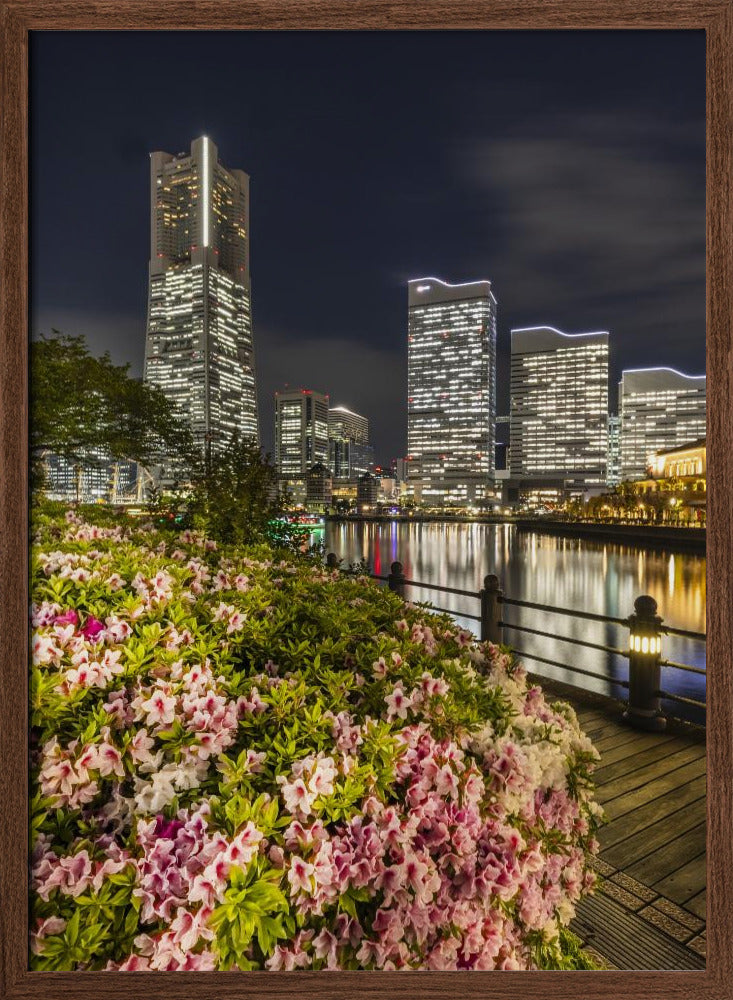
[480,574,503,644]
[624,595,666,732]
[326,552,340,570]
[388,561,406,597]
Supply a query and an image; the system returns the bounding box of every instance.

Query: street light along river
[322,521,706,725]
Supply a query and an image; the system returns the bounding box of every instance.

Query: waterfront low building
[305,462,333,513]
[356,472,379,512]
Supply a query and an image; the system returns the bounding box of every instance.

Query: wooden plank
[592,731,679,768]
[601,796,707,868]
[599,775,706,847]
[576,708,613,726]
[596,745,706,804]
[602,758,707,822]
[571,891,705,970]
[626,822,707,884]
[686,889,707,920]
[592,729,652,754]
[653,852,708,904]
[594,737,689,783]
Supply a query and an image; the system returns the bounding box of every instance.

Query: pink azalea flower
[288,855,315,896]
[385,686,412,721]
[81,616,105,640]
[53,609,79,626]
[140,690,177,727]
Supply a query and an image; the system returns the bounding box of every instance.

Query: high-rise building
[275,389,330,481]
[619,368,706,481]
[407,277,497,506]
[510,326,609,492]
[143,136,258,477]
[607,414,621,488]
[328,406,373,480]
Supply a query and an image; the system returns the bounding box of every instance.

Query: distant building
[407,277,497,505]
[305,463,333,511]
[43,451,139,505]
[377,477,399,503]
[607,415,621,488]
[619,368,706,481]
[510,326,609,495]
[651,438,706,481]
[275,389,330,483]
[143,137,258,481]
[356,472,379,510]
[391,458,408,483]
[629,438,706,526]
[328,406,373,480]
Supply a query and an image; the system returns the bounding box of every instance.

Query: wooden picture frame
[1,1,730,997]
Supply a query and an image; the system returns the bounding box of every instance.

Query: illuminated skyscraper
[619,368,706,481]
[275,389,330,481]
[407,277,497,505]
[143,136,258,475]
[607,414,622,488]
[328,406,373,480]
[510,327,609,490]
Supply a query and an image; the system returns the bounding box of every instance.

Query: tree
[31,332,195,491]
[184,435,290,546]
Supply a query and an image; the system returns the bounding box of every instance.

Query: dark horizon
[30,30,705,464]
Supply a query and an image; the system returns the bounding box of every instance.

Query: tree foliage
[31,332,195,487]
[183,436,290,547]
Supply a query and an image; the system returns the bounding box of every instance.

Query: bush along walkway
[29,509,604,971]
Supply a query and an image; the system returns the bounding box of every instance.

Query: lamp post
[624,595,666,731]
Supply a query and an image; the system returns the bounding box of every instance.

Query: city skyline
[30,31,705,463]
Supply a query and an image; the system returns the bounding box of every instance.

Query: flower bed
[29,509,603,971]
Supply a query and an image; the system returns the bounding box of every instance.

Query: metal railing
[325,553,706,729]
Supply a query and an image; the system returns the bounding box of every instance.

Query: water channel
[321,521,706,725]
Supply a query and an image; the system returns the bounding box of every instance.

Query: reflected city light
[325,521,705,722]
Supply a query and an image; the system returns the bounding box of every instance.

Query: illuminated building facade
[44,451,139,504]
[607,414,621,488]
[328,406,373,480]
[619,368,706,481]
[407,277,497,505]
[510,327,609,491]
[143,136,258,478]
[275,389,330,482]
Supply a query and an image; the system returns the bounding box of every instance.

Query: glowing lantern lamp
[624,595,666,732]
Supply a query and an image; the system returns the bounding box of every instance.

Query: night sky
[30,31,705,464]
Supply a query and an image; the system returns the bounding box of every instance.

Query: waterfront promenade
[549,688,707,970]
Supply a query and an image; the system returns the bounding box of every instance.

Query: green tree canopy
[31,332,195,483]
[183,435,288,546]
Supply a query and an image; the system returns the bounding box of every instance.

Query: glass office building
[619,368,706,481]
[275,389,330,480]
[143,136,258,479]
[328,406,373,480]
[510,326,609,490]
[407,277,497,506]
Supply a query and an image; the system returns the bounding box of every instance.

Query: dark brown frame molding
[1,2,731,997]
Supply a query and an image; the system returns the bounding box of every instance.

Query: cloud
[454,111,705,354]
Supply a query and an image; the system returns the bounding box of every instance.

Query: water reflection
[324,522,706,725]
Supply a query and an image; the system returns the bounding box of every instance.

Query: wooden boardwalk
[522,677,706,970]
[568,701,707,969]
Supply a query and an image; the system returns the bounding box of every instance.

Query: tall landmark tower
[144,136,258,473]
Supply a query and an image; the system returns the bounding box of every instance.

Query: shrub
[29,510,603,971]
